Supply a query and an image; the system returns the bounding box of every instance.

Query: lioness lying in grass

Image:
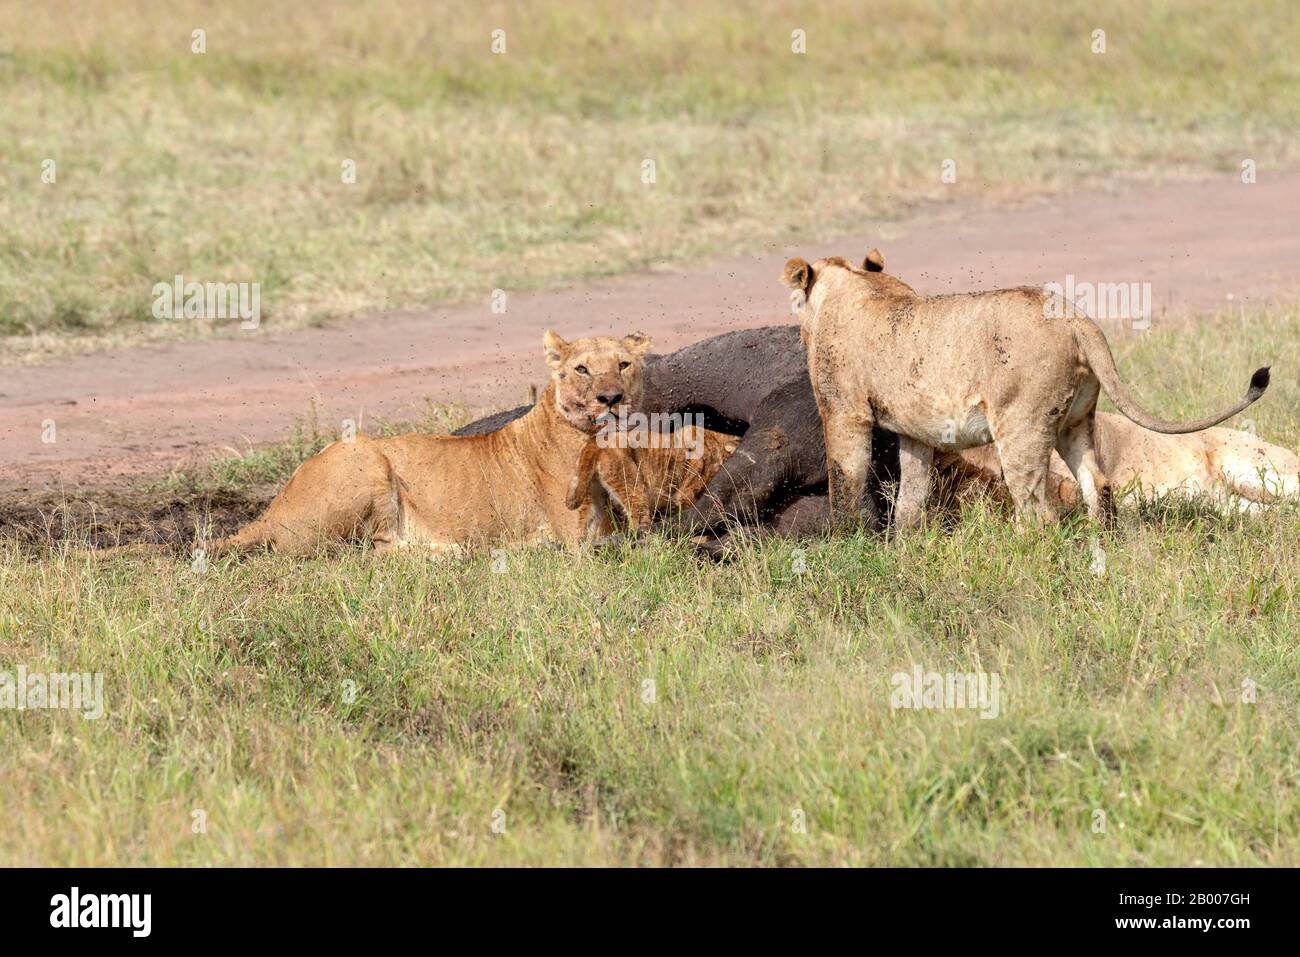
[948,411,1300,514]
[209,330,652,555]
[783,251,1271,529]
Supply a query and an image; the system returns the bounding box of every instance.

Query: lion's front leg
[581,481,617,544]
[823,401,880,532]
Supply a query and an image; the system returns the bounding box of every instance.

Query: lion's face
[544,330,653,434]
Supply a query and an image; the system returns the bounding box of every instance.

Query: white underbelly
[880,404,992,452]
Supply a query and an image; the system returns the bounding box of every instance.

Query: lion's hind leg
[893,435,935,530]
[1055,415,1115,527]
[211,437,403,556]
[1212,433,1300,507]
[986,412,1061,526]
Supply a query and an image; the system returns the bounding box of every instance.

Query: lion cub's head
[543,330,653,434]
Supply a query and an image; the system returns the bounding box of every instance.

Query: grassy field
[0,306,1295,866]
[2,0,1299,358]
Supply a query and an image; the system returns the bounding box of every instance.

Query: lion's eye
[574,365,589,375]
[618,361,630,371]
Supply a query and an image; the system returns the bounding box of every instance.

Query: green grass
[1,500,1295,865]
[2,0,1299,357]
[0,305,1295,866]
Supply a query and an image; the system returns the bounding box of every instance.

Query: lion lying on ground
[209,330,652,555]
[564,426,739,531]
[946,411,1299,514]
[783,251,1271,529]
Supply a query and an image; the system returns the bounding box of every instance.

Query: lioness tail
[1072,319,1270,434]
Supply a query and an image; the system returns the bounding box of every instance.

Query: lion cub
[565,425,737,534]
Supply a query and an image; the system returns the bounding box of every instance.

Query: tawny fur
[209,331,653,556]
[782,251,1270,529]
[564,426,738,531]
[942,412,1299,514]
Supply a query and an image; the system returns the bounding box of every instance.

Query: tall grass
[0,498,1295,865]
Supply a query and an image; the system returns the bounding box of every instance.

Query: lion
[945,411,1299,514]
[459,323,1294,540]
[563,425,739,532]
[207,330,653,555]
[781,250,1271,529]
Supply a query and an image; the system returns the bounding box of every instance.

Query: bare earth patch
[0,485,270,550]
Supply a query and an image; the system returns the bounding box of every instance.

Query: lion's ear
[863,248,885,272]
[622,332,652,356]
[543,329,571,369]
[780,257,813,292]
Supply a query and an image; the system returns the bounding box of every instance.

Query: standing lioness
[783,253,1270,528]
[210,330,652,555]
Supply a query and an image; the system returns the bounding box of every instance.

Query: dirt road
[3,173,1297,490]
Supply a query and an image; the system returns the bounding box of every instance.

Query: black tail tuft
[1249,366,1271,396]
